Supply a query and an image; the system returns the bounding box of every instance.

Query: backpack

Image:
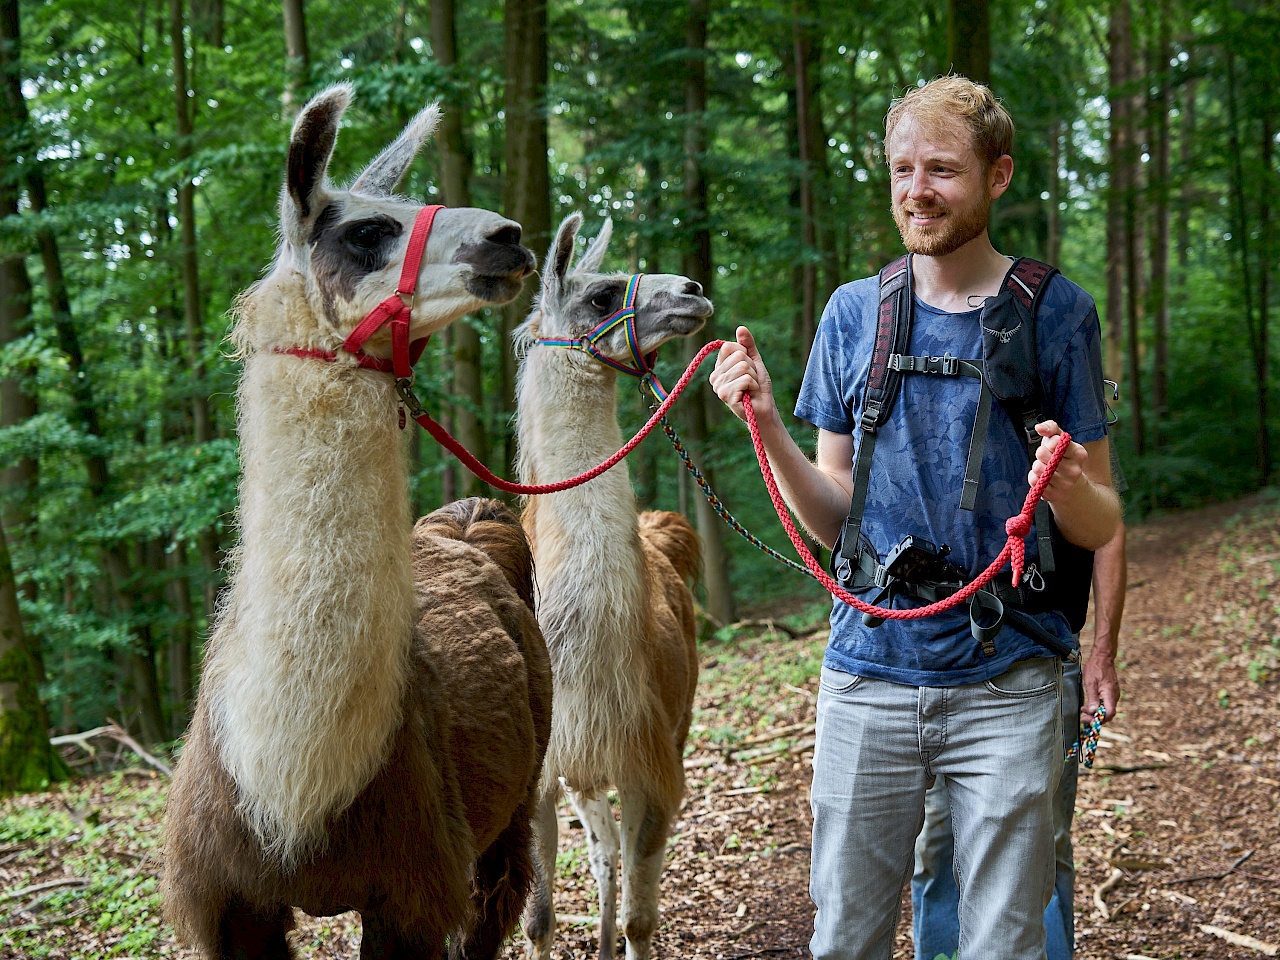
[829,254,1092,659]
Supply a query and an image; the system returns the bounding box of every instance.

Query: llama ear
[351,103,442,197]
[575,218,613,275]
[284,83,352,226]
[541,213,582,304]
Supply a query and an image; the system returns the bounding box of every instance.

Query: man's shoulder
[1038,269,1097,322]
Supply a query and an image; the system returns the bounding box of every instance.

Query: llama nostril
[487,224,522,247]
[683,280,703,297]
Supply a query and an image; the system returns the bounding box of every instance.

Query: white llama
[516,214,713,960]
[162,84,552,960]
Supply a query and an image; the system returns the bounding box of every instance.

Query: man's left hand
[1029,420,1089,503]
[1082,655,1121,726]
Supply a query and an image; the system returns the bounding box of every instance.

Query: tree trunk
[432,0,488,499]
[1047,120,1062,265]
[792,6,817,368]
[282,0,308,117]
[166,545,195,736]
[1224,45,1269,482]
[1256,110,1272,482]
[170,0,223,613]
[1147,8,1171,443]
[501,0,551,482]
[1104,0,1132,387]
[681,0,734,627]
[1176,73,1196,275]
[0,524,68,792]
[947,0,990,85]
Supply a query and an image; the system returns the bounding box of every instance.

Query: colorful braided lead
[1065,702,1107,767]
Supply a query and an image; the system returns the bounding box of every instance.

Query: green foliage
[0,0,1275,759]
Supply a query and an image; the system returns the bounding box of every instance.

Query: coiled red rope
[412,337,1070,620]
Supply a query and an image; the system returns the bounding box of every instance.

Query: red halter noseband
[281,203,444,378]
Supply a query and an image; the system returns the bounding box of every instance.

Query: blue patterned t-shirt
[794,269,1109,686]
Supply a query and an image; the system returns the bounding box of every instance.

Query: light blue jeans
[809,658,1063,960]
[911,662,1082,960]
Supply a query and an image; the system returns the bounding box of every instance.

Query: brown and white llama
[516,214,712,960]
[162,83,552,960]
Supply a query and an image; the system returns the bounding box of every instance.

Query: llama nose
[682,280,703,297]
[487,224,523,247]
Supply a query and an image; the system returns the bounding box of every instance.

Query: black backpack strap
[999,257,1060,571]
[832,256,911,581]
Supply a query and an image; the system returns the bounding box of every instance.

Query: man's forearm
[1051,472,1121,551]
[1089,520,1127,658]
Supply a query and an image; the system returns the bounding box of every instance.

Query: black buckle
[860,399,883,433]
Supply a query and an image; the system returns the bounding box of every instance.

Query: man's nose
[908,168,931,198]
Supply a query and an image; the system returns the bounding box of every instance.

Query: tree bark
[0,524,68,792]
[1047,120,1062,265]
[170,0,222,614]
[1224,44,1269,482]
[282,0,309,117]
[0,0,65,791]
[432,0,488,499]
[1176,73,1196,275]
[947,0,990,85]
[681,0,734,626]
[500,0,551,483]
[1105,0,1133,388]
[1147,8,1171,442]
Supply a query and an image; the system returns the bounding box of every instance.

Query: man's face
[887,115,1001,257]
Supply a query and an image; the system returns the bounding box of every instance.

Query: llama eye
[590,291,614,311]
[344,222,386,250]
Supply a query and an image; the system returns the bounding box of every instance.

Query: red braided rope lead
[414,335,1070,620]
[740,391,1070,618]
[410,339,726,494]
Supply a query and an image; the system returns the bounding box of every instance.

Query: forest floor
[1,493,1278,959]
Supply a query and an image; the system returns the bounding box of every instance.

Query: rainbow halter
[535,274,669,400]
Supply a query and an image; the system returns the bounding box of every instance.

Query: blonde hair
[884,75,1014,169]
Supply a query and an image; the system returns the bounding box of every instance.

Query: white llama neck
[517,347,645,594]
[206,350,414,865]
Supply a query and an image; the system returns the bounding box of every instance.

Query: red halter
[281,203,444,378]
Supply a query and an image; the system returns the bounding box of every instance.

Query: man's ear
[282,83,352,239]
[989,154,1014,200]
[576,218,614,274]
[540,213,582,306]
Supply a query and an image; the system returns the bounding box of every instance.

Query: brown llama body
[161,85,548,960]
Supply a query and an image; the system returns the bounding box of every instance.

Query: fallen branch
[1169,849,1254,886]
[50,720,172,778]
[781,683,815,701]
[2,877,88,901]
[723,945,803,960]
[737,722,813,747]
[1198,924,1278,956]
[1085,763,1168,774]
[726,618,801,639]
[1093,868,1123,919]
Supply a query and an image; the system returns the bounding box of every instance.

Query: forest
[0,0,1277,786]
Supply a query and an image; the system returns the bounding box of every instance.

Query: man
[709,75,1120,960]
[912,517,1128,960]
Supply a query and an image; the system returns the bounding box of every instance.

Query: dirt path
[513,492,1280,960]
[2,495,1277,959]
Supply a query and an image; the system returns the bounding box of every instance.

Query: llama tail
[414,498,536,611]
[638,510,702,585]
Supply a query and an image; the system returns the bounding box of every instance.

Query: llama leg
[454,797,538,960]
[522,788,560,960]
[567,788,621,960]
[216,898,294,960]
[617,790,674,960]
[360,912,444,960]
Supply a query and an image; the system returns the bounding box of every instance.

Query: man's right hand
[710,326,777,425]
